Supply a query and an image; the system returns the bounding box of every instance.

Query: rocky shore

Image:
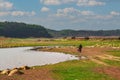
[0,66,30,76]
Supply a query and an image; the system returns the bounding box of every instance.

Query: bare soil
[0,68,52,80]
[37,47,114,56]
[95,67,120,80]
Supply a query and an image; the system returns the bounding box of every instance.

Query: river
[0,47,78,70]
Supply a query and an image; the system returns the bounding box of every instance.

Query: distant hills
[0,22,52,38]
[47,29,120,38]
[0,22,120,38]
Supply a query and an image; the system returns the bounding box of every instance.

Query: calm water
[0,47,78,70]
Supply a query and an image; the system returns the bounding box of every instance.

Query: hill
[0,22,52,38]
[47,29,120,37]
[0,22,120,38]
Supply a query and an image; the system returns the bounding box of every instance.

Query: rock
[80,56,88,60]
[1,69,10,75]
[12,67,18,70]
[8,69,22,76]
[19,66,30,70]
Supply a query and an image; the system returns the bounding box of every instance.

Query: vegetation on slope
[47,29,120,37]
[0,22,120,38]
[0,22,52,38]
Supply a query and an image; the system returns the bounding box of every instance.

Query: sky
[0,0,120,30]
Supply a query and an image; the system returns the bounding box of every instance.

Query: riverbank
[30,47,120,80]
[33,46,118,56]
[0,38,120,80]
[0,46,120,80]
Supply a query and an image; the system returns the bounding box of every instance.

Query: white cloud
[91,11,120,20]
[0,11,36,16]
[110,11,120,16]
[11,11,36,16]
[56,7,94,18]
[40,0,61,5]
[54,7,120,21]
[93,15,112,20]
[41,7,50,12]
[40,0,105,6]
[0,0,13,10]
[0,0,36,17]
[62,0,75,3]
[77,0,105,6]
[31,11,36,16]
[81,11,94,15]
[0,11,10,16]
[40,0,77,5]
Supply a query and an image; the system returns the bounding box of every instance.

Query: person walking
[78,44,82,53]
[77,44,83,59]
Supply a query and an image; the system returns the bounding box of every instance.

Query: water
[0,47,78,70]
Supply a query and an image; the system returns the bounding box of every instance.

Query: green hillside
[0,22,52,38]
[0,22,120,38]
[47,29,120,37]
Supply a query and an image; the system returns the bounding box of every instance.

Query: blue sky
[0,0,120,30]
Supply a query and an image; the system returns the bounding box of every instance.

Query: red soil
[95,67,120,80]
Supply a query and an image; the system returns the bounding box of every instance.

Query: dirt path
[95,54,120,61]
[90,58,109,66]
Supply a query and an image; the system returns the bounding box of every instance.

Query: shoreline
[0,46,120,80]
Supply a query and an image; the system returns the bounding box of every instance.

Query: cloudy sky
[0,0,120,30]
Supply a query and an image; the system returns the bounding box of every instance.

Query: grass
[102,59,120,67]
[36,60,115,80]
[0,38,120,80]
[100,50,120,67]
[99,50,120,67]
[107,50,120,57]
[0,38,120,48]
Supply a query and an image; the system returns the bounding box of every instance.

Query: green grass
[102,59,120,67]
[36,60,115,80]
[0,38,119,80]
[0,38,120,48]
[101,50,120,67]
[107,50,120,57]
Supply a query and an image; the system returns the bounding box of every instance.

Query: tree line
[0,22,120,38]
[0,22,52,38]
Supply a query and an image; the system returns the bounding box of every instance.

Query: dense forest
[0,22,52,38]
[0,22,120,38]
[47,29,120,37]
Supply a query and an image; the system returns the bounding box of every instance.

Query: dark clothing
[78,44,82,53]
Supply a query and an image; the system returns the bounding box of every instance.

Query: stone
[19,66,30,70]
[8,69,22,76]
[1,69,10,75]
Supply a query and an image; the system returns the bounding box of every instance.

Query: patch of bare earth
[95,54,120,61]
[95,67,120,80]
[38,47,115,56]
[90,58,109,66]
[0,68,53,80]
